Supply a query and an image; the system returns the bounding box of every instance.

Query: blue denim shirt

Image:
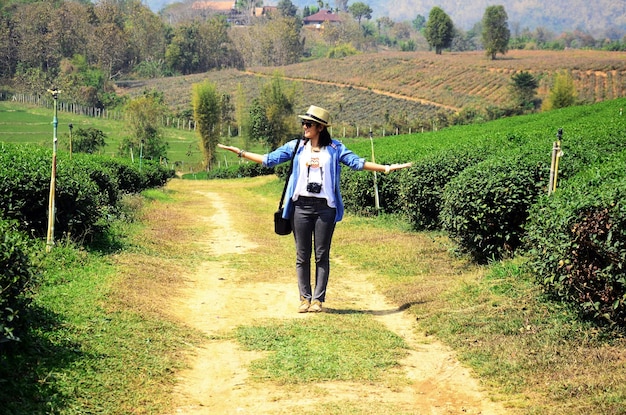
[263,138,366,222]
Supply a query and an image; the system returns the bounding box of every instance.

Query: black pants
[292,197,337,303]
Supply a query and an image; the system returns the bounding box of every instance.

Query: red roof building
[303,9,342,26]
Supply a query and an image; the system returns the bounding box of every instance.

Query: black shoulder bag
[274,138,301,235]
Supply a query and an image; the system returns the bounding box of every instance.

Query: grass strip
[235,314,408,384]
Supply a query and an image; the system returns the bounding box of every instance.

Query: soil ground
[159,180,509,415]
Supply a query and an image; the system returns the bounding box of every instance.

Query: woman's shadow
[323,302,422,316]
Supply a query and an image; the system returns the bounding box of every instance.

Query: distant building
[191,1,234,13]
[262,6,278,16]
[303,9,342,28]
[190,1,276,23]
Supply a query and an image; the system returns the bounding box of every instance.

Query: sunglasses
[301,121,317,128]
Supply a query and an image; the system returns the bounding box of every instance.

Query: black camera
[306,182,322,194]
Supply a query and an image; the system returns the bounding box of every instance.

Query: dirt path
[163,183,508,415]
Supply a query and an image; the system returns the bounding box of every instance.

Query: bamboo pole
[548,128,563,195]
[369,129,380,211]
[45,89,60,252]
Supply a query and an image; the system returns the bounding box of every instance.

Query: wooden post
[45,89,61,252]
[370,129,380,212]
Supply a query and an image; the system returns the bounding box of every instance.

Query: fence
[5,92,433,138]
[8,93,198,132]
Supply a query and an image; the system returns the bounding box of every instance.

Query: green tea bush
[341,169,380,216]
[240,162,274,178]
[55,157,110,240]
[439,107,626,264]
[525,152,626,325]
[0,144,173,241]
[377,170,405,214]
[0,218,38,343]
[441,151,548,263]
[335,166,405,216]
[92,156,173,194]
[0,145,54,235]
[139,159,176,188]
[204,164,242,179]
[63,155,120,207]
[200,162,273,179]
[397,147,493,230]
[94,157,146,194]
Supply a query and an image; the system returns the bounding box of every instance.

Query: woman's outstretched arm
[217,143,265,164]
[363,161,413,174]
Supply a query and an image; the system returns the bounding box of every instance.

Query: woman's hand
[382,162,413,173]
[389,162,413,172]
[217,143,239,154]
[217,143,262,163]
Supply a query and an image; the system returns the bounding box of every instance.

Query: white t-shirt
[292,143,336,207]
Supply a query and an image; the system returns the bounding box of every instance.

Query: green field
[0,102,205,171]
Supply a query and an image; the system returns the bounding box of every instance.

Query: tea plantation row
[0,144,174,342]
[211,98,626,325]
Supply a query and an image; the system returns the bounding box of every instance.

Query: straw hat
[298,105,331,126]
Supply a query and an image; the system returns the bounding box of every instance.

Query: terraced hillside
[119,49,626,128]
[250,50,626,108]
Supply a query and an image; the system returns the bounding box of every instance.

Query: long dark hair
[302,125,332,147]
[319,127,332,147]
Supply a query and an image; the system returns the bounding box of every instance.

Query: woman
[218,105,412,313]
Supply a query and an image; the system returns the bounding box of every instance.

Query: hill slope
[124,49,626,128]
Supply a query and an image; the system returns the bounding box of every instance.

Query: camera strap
[306,166,323,184]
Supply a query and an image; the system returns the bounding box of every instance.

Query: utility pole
[46,89,60,252]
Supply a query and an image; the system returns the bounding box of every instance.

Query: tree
[277,0,298,17]
[165,23,200,75]
[322,14,367,50]
[49,1,95,64]
[235,83,250,146]
[55,55,107,108]
[192,80,222,170]
[13,2,61,72]
[424,7,454,54]
[219,93,235,138]
[92,0,130,79]
[510,71,539,110]
[545,70,577,110]
[482,5,510,60]
[376,16,394,37]
[248,98,270,143]
[197,16,243,71]
[0,16,15,79]
[412,14,426,31]
[70,127,107,154]
[348,2,373,26]
[258,74,297,149]
[122,94,168,161]
[124,1,167,65]
[232,16,303,66]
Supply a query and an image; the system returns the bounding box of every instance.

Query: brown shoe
[298,299,310,313]
[309,300,322,313]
